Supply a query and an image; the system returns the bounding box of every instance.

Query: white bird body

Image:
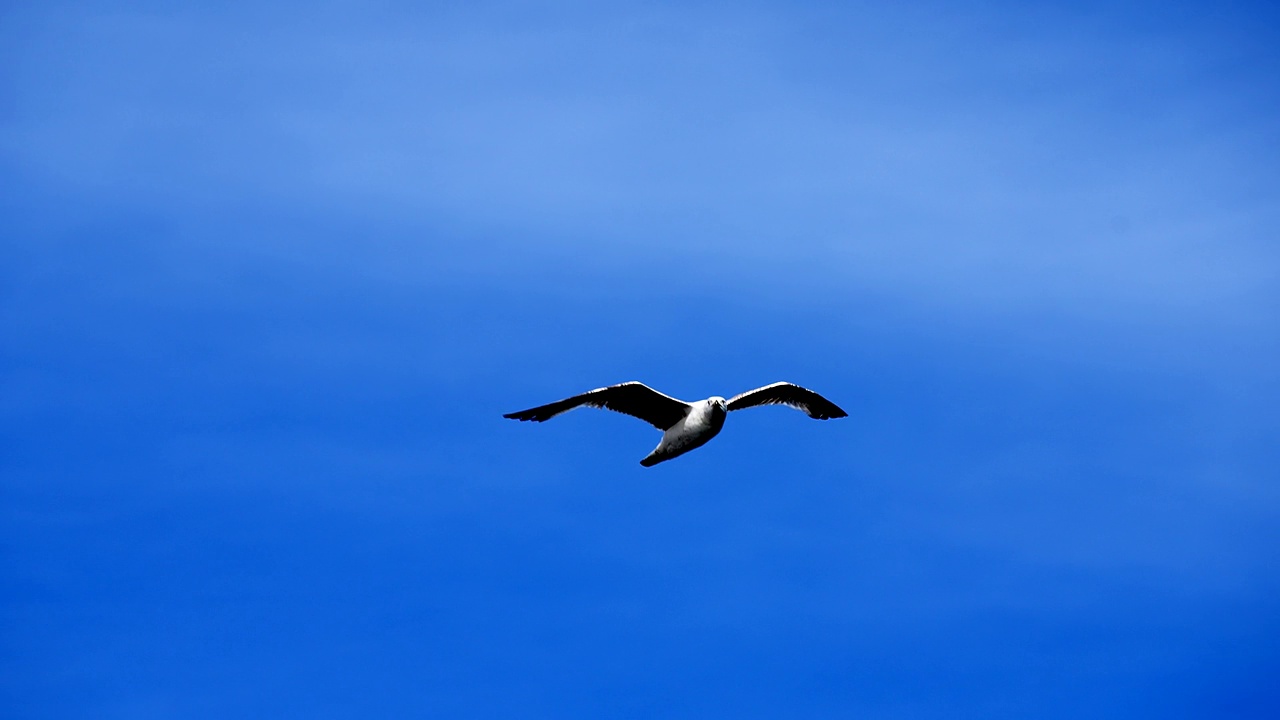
[504,382,846,466]
[642,396,728,467]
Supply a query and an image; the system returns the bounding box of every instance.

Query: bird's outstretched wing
[726,382,847,420]
[503,382,692,430]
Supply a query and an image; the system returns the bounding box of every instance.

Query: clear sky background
[3,1,1278,717]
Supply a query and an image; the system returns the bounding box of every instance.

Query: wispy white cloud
[3,2,1276,340]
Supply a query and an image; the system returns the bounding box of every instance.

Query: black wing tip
[807,403,849,420]
[503,410,542,421]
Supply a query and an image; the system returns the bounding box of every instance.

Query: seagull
[504,381,847,466]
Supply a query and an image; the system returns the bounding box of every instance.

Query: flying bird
[504,381,847,466]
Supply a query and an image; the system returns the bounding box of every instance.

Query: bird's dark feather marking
[726,382,847,420]
[503,381,690,430]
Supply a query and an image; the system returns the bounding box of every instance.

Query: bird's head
[709,396,728,414]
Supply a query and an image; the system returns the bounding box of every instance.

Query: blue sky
[2,1,1278,717]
